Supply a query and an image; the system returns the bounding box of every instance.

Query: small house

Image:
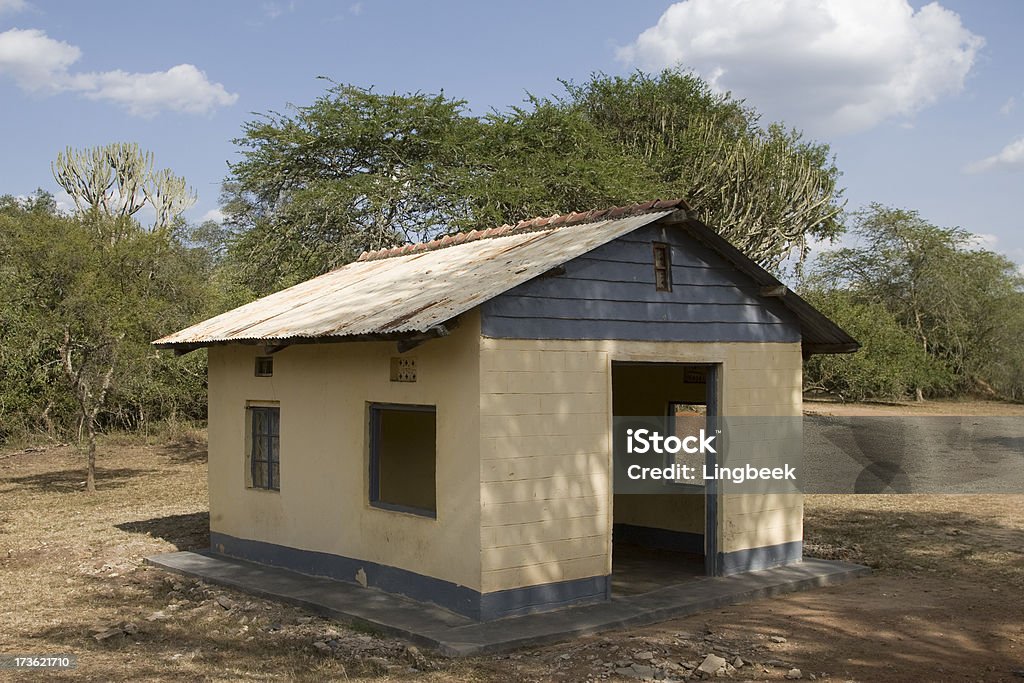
[154,199,857,621]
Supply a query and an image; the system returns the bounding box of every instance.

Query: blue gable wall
[480,222,801,343]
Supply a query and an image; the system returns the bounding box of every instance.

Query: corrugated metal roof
[153,211,673,348]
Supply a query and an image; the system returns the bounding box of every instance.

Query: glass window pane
[252,459,267,488]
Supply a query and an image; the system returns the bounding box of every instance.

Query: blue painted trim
[720,541,803,575]
[613,523,703,554]
[367,403,437,519]
[704,364,722,577]
[209,532,609,620]
[479,575,610,620]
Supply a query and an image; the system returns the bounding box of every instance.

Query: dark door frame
[609,360,723,577]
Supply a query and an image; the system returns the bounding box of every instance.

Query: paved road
[801,414,1024,493]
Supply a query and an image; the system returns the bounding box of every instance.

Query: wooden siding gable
[480,222,801,343]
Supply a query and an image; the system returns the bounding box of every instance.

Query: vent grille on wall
[390,357,417,382]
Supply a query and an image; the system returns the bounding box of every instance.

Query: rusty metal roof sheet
[153,210,674,348]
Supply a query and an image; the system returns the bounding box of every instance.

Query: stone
[636,651,655,661]
[630,663,655,679]
[770,636,788,644]
[695,654,727,676]
[785,668,803,680]
[312,641,331,653]
[216,596,234,610]
[146,611,168,621]
[93,626,124,641]
[297,616,313,625]
[732,656,744,669]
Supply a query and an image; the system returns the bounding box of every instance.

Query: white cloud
[1000,96,1016,116]
[617,0,984,135]
[0,0,27,14]
[72,64,237,116]
[261,1,296,20]
[200,208,225,223]
[0,27,237,116]
[0,28,80,91]
[349,2,363,16]
[965,137,1024,174]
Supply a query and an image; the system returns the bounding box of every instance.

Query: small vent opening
[653,242,672,292]
[390,357,417,382]
[255,356,274,377]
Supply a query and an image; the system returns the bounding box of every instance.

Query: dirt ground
[1,401,1023,681]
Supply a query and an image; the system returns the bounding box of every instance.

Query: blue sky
[1,0,1022,271]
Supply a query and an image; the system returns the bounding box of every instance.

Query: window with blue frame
[368,403,436,517]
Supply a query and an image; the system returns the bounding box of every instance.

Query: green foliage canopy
[0,193,211,449]
[223,69,844,295]
[806,204,1024,400]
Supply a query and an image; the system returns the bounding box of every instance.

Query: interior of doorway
[610,361,715,595]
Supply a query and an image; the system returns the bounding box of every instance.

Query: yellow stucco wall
[207,311,482,591]
[207,317,802,596]
[478,337,803,593]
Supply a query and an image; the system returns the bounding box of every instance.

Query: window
[248,406,280,490]
[668,401,708,487]
[369,404,436,517]
[255,356,273,377]
[653,242,672,291]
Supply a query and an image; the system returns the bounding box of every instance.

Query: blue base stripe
[720,540,803,575]
[210,532,608,621]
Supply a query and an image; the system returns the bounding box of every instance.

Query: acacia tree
[52,142,197,232]
[222,69,844,295]
[223,84,481,294]
[809,204,1024,399]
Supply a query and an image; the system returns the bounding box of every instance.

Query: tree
[52,142,197,231]
[0,198,210,487]
[222,70,844,295]
[809,204,1024,399]
[802,290,952,401]
[224,83,481,293]
[559,70,844,273]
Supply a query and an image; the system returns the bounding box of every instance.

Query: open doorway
[610,361,719,595]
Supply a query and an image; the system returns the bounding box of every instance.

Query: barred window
[248,406,280,490]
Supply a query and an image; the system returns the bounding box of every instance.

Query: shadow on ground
[0,467,155,492]
[31,571,415,682]
[116,512,209,551]
[804,501,1024,587]
[155,437,208,464]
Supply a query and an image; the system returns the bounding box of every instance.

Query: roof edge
[357,199,692,262]
[675,216,860,356]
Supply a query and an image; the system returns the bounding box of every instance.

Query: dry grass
[1,415,1023,681]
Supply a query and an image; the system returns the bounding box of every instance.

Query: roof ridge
[356,198,691,262]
